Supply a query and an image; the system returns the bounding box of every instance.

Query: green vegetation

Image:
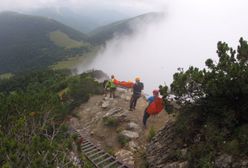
[160,38,248,167]
[117,134,130,147]
[51,48,99,70]
[103,116,119,127]
[0,69,103,167]
[51,56,82,70]
[0,73,13,80]
[50,30,90,49]
[147,126,156,142]
[0,12,91,74]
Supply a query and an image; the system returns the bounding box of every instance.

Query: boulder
[101,101,110,109]
[215,154,232,168]
[121,130,139,139]
[127,122,140,131]
[115,149,134,167]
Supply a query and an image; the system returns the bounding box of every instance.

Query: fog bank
[80,0,248,94]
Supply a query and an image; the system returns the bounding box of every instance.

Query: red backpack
[146,97,164,115]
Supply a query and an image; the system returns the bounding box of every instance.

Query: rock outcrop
[121,130,139,139]
[115,149,135,167]
[147,121,248,168]
[146,121,188,168]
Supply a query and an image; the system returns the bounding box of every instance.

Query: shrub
[147,126,156,142]
[117,134,130,146]
[103,116,118,127]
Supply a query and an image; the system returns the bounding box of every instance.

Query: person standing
[143,90,159,128]
[129,77,144,111]
[105,75,117,98]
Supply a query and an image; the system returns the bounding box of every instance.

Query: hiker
[103,80,109,96]
[143,89,164,128]
[129,77,144,111]
[105,75,117,98]
[143,90,159,128]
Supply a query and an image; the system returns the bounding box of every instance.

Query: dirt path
[72,89,173,167]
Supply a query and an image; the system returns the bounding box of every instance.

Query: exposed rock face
[104,107,123,117]
[147,121,248,168]
[146,121,188,168]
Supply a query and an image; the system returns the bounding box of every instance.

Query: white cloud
[81,0,248,94]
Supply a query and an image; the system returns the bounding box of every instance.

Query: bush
[147,126,156,142]
[103,116,118,127]
[67,73,103,110]
[117,134,130,147]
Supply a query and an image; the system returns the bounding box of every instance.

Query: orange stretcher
[113,79,134,89]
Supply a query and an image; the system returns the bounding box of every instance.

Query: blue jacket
[147,96,155,104]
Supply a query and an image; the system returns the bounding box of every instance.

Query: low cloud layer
[82,0,248,94]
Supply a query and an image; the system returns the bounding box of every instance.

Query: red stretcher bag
[146,97,164,115]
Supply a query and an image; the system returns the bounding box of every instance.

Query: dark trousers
[109,88,116,98]
[143,108,150,127]
[129,94,140,110]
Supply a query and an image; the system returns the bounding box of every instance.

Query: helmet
[153,89,159,96]
[135,77,140,81]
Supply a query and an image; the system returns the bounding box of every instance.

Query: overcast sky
[0,0,165,13]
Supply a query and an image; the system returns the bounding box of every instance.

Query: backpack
[146,97,164,115]
[133,82,144,95]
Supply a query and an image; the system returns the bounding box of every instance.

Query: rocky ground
[71,88,173,167]
[69,88,248,168]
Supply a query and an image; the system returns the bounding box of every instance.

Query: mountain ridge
[0,11,91,73]
[89,12,164,45]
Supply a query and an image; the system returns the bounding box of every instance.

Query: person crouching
[143,90,160,128]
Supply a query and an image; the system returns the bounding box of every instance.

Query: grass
[147,126,156,142]
[51,48,99,70]
[117,134,130,147]
[0,73,13,80]
[103,116,119,127]
[51,56,83,70]
[49,30,89,49]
